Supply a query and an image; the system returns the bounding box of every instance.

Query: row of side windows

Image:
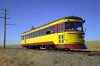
[21,26,55,40]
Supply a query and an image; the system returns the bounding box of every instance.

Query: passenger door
[57,23,65,48]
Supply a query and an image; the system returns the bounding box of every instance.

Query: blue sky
[0,0,100,45]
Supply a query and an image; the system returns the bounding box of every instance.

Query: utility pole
[0,9,15,49]
[4,9,7,49]
[0,9,9,49]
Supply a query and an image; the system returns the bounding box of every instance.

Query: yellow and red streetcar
[20,16,86,50]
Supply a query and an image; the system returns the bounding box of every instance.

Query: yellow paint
[21,31,84,45]
[64,31,85,44]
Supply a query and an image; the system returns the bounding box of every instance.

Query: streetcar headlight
[79,34,84,38]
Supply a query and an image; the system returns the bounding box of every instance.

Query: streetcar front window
[65,22,75,31]
[65,22,83,31]
[76,22,83,31]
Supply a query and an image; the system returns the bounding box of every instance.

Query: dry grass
[86,40,100,51]
[0,40,100,66]
[0,48,100,66]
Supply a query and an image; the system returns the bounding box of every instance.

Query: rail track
[1,47,100,57]
[23,48,100,57]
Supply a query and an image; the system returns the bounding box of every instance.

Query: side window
[35,32,36,37]
[32,33,34,37]
[43,29,45,35]
[38,31,39,36]
[30,33,32,38]
[58,24,62,32]
[40,30,42,36]
[29,34,30,38]
[21,36,23,40]
[36,31,39,37]
[34,32,36,37]
[41,30,43,36]
[50,26,55,33]
[25,35,27,39]
[45,26,55,34]
[29,34,31,38]
[58,23,64,32]
[58,24,60,32]
[39,30,41,36]
[27,34,29,38]
[37,32,38,37]
[23,35,25,40]
[46,28,49,34]
[61,23,64,32]
[36,32,37,37]
[38,31,40,36]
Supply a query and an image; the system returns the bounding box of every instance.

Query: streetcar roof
[21,16,85,36]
